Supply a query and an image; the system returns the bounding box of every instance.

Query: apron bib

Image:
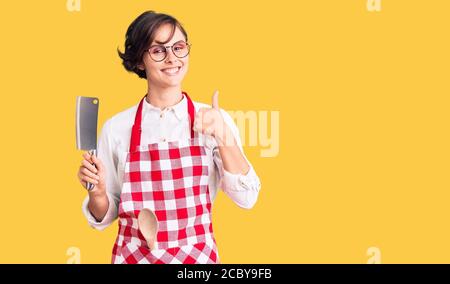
[111,92,219,264]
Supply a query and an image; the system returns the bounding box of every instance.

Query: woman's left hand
[193,90,229,143]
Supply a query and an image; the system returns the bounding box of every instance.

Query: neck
[146,84,183,110]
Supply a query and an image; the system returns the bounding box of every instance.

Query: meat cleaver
[76,96,99,191]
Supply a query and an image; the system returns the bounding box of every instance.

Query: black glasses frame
[146,40,191,62]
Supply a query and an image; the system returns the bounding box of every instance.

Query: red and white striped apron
[111,92,219,264]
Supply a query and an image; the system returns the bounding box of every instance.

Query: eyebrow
[153,39,185,45]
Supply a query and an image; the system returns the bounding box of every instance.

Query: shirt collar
[142,93,187,121]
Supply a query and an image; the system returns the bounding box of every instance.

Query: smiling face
[139,23,189,89]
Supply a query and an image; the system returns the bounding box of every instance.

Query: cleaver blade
[76,96,99,191]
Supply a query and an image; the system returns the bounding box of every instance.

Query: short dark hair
[117,11,188,79]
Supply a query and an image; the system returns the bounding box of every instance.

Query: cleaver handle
[86,149,97,191]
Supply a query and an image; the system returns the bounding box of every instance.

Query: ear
[137,63,145,71]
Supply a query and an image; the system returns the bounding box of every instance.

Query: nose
[164,47,178,63]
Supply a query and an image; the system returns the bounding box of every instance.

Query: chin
[164,75,186,85]
[165,78,183,86]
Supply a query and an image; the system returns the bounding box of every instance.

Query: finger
[196,109,212,125]
[193,122,204,134]
[77,171,97,187]
[81,167,100,180]
[91,154,104,171]
[204,126,215,136]
[195,110,204,121]
[194,111,204,131]
[192,122,200,133]
[211,90,219,110]
[83,152,93,163]
[77,171,85,185]
[203,112,214,124]
[194,119,211,132]
[194,114,200,126]
[82,159,98,173]
[79,173,99,185]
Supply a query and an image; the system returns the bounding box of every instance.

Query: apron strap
[129,97,145,153]
[129,92,196,152]
[184,92,196,139]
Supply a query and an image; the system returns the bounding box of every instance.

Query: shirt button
[161,138,166,142]
[160,113,164,118]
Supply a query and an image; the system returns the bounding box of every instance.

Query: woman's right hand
[77,152,106,194]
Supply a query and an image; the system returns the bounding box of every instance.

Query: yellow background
[0,0,449,263]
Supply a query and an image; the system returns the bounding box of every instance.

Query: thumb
[211,90,219,110]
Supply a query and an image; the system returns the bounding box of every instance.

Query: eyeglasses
[146,40,191,62]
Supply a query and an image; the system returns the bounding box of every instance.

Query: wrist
[88,187,107,199]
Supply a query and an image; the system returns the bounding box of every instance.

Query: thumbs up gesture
[193,90,228,143]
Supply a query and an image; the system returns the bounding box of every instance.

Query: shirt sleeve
[81,119,121,231]
[212,109,262,209]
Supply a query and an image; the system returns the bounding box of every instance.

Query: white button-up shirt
[82,95,261,231]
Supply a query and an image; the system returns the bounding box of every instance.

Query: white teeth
[162,67,180,74]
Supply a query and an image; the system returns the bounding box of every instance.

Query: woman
[77,10,261,264]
